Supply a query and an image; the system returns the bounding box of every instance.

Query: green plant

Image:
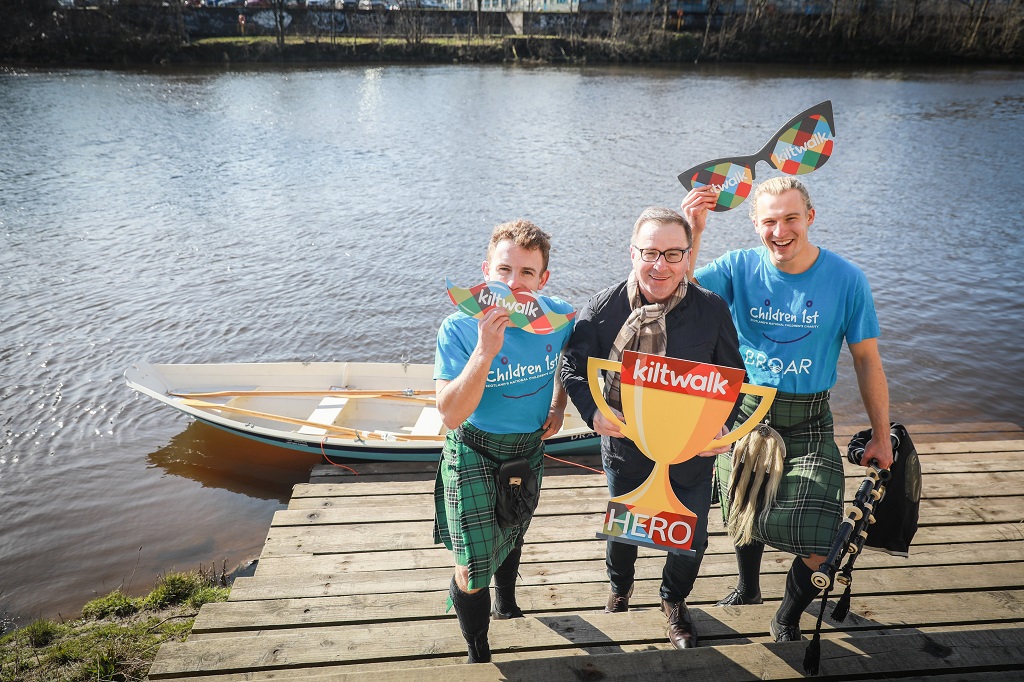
[0,564,231,681]
[22,619,60,648]
[185,585,228,610]
[82,591,139,620]
[42,639,77,666]
[142,569,227,612]
[82,646,121,680]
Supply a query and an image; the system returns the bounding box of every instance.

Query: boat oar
[178,398,445,442]
[170,388,436,399]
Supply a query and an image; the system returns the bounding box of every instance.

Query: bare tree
[272,0,287,51]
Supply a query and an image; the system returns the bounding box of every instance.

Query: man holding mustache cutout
[433,219,575,664]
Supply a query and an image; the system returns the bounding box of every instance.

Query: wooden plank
[911,439,1024,454]
[309,453,603,481]
[294,450,1024,509]
[247,521,1024,576]
[144,623,1024,681]
[856,421,1019,435]
[296,441,1024,498]
[303,436,1024,483]
[259,497,1024,557]
[234,628,1024,681]
[289,466,1024,514]
[149,593,1024,678]
[230,543,1024,601]
[194,561,1024,633]
[274,472,1024,526]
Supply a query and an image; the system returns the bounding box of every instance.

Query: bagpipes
[802,422,922,675]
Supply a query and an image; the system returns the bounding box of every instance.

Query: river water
[1,63,1022,629]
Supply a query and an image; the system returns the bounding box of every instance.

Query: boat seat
[409,406,445,436]
[298,396,349,435]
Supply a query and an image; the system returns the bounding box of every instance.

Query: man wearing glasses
[682,177,892,643]
[560,207,743,649]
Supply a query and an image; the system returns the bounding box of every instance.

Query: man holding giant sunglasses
[682,177,893,643]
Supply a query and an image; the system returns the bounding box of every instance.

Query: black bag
[847,421,921,557]
[458,427,541,529]
[492,456,540,529]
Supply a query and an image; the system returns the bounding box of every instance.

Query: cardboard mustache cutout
[446,278,575,335]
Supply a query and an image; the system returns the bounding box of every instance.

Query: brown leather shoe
[605,585,634,613]
[661,599,698,649]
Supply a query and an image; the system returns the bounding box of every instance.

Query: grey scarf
[604,270,687,410]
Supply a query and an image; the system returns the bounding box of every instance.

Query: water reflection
[146,421,323,502]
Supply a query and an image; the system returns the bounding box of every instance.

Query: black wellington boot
[450,576,492,663]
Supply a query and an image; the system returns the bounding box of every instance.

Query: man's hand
[541,407,565,439]
[680,187,719,282]
[680,187,719,238]
[435,307,511,430]
[476,307,510,360]
[858,434,894,469]
[697,424,732,457]
[593,408,625,439]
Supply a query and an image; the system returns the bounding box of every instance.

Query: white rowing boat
[125,361,599,462]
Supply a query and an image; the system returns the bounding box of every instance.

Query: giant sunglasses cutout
[678,100,835,212]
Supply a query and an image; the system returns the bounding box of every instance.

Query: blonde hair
[487,219,552,272]
[748,177,814,221]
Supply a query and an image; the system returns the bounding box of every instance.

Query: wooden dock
[148,422,1024,681]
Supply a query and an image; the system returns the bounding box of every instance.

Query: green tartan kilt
[433,423,545,592]
[715,390,844,557]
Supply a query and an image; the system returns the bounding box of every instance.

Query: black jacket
[560,280,744,483]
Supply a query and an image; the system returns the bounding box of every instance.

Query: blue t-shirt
[434,295,575,434]
[695,247,879,394]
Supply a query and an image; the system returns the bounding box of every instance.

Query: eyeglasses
[632,245,691,263]
[678,100,835,213]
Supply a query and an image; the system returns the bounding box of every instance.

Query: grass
[0,569,229,682]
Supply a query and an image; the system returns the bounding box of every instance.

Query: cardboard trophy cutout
[446,278,575,334]
[678,100,836,212]
[589,351,777,554]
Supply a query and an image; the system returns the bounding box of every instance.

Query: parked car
[244,0,269,7]
[334,0,358,8]
[357,0,386,9]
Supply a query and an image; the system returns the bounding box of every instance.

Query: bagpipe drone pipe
[802,422,922,675]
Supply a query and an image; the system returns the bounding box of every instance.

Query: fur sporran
[726,423,786,546]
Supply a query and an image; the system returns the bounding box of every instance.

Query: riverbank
[8,33,1021,69]
[175,34,705,65]
[0,569,229,682]
[3,3,1022,67]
